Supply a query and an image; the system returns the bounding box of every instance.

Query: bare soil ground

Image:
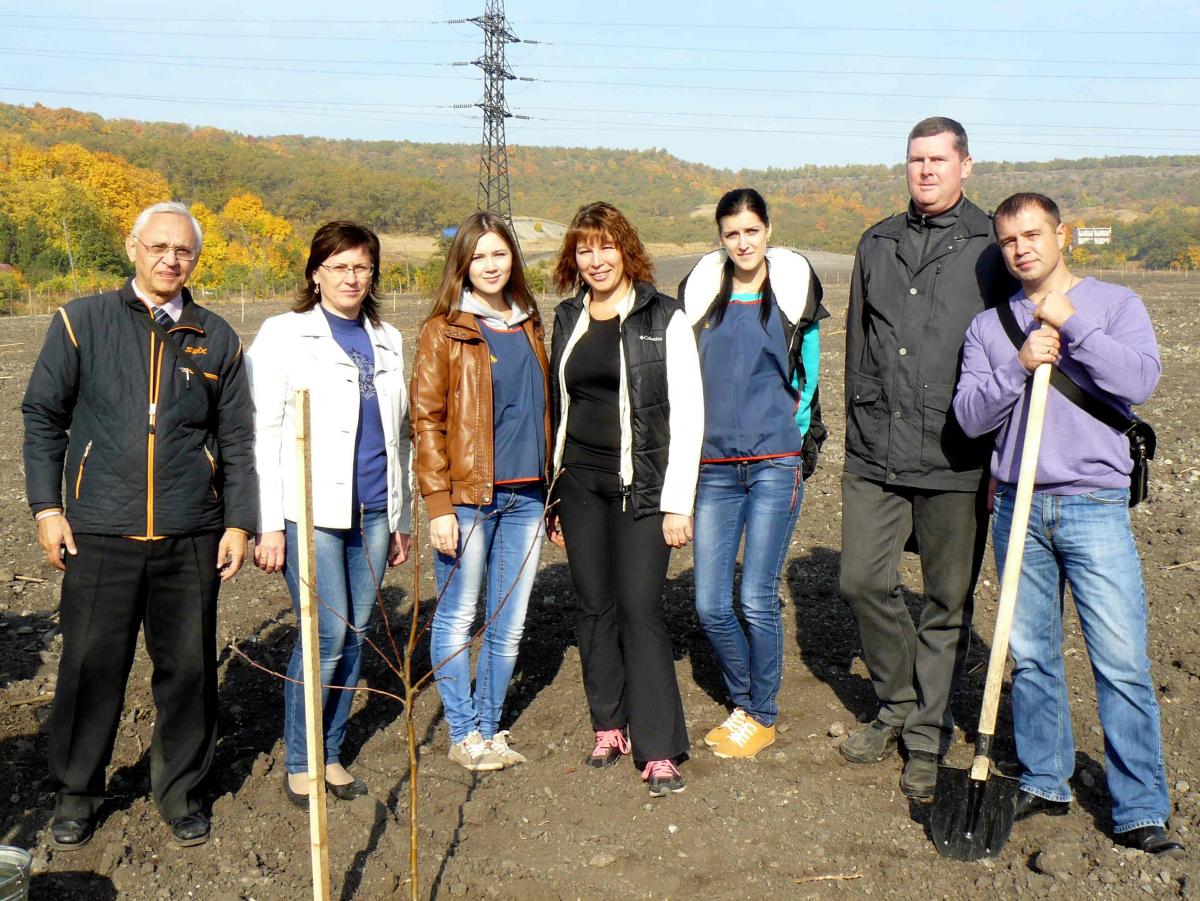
[0,262,1197,899]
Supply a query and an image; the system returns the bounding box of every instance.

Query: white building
[1074,226,1112,246]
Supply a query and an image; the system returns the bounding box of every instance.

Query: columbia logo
[638,335,663,342]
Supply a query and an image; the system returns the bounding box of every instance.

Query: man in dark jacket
[838,118,1015,799]
[22,201,257,850]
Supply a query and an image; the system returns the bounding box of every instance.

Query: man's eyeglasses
[132,236,197,262]
[320,264,374,279]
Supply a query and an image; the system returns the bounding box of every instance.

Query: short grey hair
[130,201,203,251]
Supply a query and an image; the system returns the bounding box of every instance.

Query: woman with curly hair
[547,202,702,797]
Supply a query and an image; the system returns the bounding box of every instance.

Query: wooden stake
[294,389,331,901]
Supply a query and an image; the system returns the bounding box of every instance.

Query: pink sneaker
[586,729,630,768]
[642,759,685,797]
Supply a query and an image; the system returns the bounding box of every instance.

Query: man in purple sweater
[953,192,1182,857]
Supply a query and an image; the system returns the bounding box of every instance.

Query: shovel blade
[930,763,1019,861]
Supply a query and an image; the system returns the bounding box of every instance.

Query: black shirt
[563,315,621,472]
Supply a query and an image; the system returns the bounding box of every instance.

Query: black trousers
[50,532,221,821]
[556,465,689,765]
[838,472,987,755]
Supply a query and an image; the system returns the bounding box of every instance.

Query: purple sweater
[953,277,1160,493]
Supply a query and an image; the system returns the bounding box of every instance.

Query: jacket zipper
[74,439,94,499]
[146,332,164,537]
[617,319,630,512]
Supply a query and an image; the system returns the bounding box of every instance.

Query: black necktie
[153,307,172,328]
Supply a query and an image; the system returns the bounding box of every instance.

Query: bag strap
[133,307,219,405]
[994,300,1134,435]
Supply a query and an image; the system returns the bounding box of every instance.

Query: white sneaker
[485,730,528,767]
[448,730,503,771]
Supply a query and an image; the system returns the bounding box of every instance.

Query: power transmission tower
[451,1,531,236]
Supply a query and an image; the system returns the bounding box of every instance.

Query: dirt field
[0,261,1196,899]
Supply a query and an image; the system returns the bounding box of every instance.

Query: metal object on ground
[932,363,1051,861]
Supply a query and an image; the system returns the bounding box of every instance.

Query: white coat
[247,306,412,534]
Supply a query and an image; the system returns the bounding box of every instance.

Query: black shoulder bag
[995,302,1155,507]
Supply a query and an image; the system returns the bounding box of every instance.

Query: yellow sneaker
[704,708,747,748]
[713,715,776,759]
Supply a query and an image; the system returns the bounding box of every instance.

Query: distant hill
[3,101,1198,262]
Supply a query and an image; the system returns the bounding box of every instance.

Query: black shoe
[1014,789,1070,822]
[169,811,210,847]
[1115,825,1185,858]
[50,813,97,851]
[839,718,902,764]
[284,774,308,809]
[325,778,369,801]
[900,750,939,800]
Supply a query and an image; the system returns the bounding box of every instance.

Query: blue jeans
[693,456,804,727]
[283,509,391,774]
[993,484,1170,832]
[431,485,544,743]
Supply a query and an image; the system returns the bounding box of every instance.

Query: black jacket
[844,197,1016,491]
[550,281,683,519]
[22,280,257,536]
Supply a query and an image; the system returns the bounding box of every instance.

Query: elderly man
[839,117,1016,799]
[23,201,257,849]
[953,192,1181,857]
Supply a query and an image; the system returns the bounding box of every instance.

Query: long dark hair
[294,220,383,327]
[707,188,773,330]
[426,212,540,330]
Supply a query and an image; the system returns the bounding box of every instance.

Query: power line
[512,20,1200,35]
[533,41,1200,68]
[4,14,1194,35]
[518,107,1200,135]
[12,45,1199,83]
[515,62,1200,82]
[0,23,478,42]
[0,14,446,23]
[543,77,1200,108]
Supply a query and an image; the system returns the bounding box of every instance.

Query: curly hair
[552,202,654,294]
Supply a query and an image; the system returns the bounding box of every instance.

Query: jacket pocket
[845,373,883,462]
[921,382,988,473]
[74,440,94,499]
[203,445,220,500]
[919,383,954,468]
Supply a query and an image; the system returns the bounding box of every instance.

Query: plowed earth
[1,260,1196,899]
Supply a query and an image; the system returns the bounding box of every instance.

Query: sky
[2,1,1199,171]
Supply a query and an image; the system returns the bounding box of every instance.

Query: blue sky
[2,1,1198,170]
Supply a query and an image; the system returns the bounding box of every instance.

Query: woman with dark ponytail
[678,188,828,759]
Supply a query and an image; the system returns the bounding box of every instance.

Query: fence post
[293,389,331,901]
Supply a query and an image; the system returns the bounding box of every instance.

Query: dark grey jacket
[22,281,257,536]
[844,197,1016,491]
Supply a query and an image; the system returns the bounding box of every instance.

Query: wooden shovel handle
[970,362,1052,780]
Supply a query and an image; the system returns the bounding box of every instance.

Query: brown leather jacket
[411,310,551,519]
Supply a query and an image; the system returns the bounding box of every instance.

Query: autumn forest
[2,101,1199,302]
